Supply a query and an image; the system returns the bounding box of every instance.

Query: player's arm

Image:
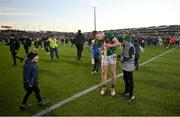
[107,37,120,48]
[104,33,120,48]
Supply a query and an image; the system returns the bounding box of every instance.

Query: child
[91,40,100,74]
[20,52,48,110]
[120,34,135,102]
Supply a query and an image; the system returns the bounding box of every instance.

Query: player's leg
[108,55,116,96]
[100,64,108,95]
[110,64,116,87]
[109,63,116,96]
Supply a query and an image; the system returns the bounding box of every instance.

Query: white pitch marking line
[33,47,177,116]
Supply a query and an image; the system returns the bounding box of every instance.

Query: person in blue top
[91,39,100,74]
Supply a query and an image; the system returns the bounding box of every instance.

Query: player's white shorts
[101,54,116,65]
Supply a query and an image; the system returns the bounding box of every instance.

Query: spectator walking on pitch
[74,30,85,60]
[43,34,50,54]
[22,35,32,54]
[6,34,24,66]
[49,34,59,61]
[20,52,48,110]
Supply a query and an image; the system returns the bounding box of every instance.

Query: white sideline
[33,47,177,116]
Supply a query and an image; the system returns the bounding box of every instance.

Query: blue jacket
[91,44,100,59]
[23,59,38,89]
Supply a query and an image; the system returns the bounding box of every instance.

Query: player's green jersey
[97,33,116,56]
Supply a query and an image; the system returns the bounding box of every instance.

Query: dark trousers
[76,45,83,60]
[71,42,74,47]
[22,86,42,104]
[44,42,49,53]
[123,70,134,96]
[142,43,145,48]
[176,41,180,46]
[11,51,23,65]
[50,47,59,60]
[38,42,43,48]
[23,46,29,54]
[34,42,39,49]
[134,57,139,70]
[93,58,100,72]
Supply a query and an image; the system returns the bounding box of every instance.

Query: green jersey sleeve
[105,33,115,41]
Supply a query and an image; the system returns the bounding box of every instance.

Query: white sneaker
[111,88,116,96]
[94,71,98,74]
[100,87,106,95]
[46,52,50,54]
[39,99,49,105]
[128,96,135,102]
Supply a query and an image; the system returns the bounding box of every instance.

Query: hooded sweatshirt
[91,43,100,59]
[23,59,38,89]
[121,43,135,72]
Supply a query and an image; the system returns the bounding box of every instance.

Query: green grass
[0,43,179,116]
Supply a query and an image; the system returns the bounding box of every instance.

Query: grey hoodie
[121,43,135,72]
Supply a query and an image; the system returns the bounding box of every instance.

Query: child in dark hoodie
[20,52,48,110]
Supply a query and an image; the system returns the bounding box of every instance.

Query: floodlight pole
[93,6,96,31]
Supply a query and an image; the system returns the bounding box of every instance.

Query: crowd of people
[0,29,179,110]
[115,33,180,48]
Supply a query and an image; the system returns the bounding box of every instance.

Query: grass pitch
[0,43,179,116]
